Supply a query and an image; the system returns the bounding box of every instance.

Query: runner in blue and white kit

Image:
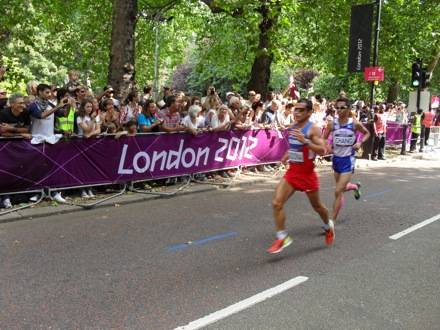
[323,97,370,223]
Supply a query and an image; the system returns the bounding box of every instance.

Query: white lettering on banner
[215,136,258,162]
[133,152,150,173]
[118,144,133,174]
[227,137,241,161]
[246,136,258,159]
[118,136,259,175]
[356,38,363,71]
[214,138,229,162]
[334,136,355,146]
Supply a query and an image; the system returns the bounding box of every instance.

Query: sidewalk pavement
[1,148,439,224]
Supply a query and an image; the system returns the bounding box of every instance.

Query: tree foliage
[0,0,438,103]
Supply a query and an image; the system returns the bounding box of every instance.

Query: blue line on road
[167,232,237,251]
[364,189,392,200]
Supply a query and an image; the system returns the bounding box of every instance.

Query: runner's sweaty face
[335,101,350,118]
[294,102,311,122]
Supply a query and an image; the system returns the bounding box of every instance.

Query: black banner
[348,4,374,73]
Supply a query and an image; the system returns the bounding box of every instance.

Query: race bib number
[288,150,304,163]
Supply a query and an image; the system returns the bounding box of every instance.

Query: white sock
[323,220,332,231]
[276,230,288,240]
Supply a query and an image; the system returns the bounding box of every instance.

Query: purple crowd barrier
[0,130,289,194]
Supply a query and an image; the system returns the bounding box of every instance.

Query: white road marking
[389,214,440,240]
[174,276,308,330]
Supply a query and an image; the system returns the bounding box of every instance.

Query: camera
[210,89,215,96]
[0,64,9,71]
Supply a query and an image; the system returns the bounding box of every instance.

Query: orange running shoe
[267,235,292,253]
[325,220,335,245]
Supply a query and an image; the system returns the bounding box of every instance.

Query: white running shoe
[30,194,40,202]
[87,189,95,198]
[53,192,66,203]
[3,198,12,209]
[81,190,90,198]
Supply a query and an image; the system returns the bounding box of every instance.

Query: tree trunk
[108,0,138,100]
[246,5,276,100]
[387,78,400,103]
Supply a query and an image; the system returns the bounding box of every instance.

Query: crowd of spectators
[1,70,438,209]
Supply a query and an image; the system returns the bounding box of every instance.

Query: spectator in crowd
[155,86,174,109]
[26,80,38,104]
[0,93,31,139]
[100,84,121,112]
[421,109,435,146]
[0,87,7,100]
[138,99,162,133]
[235,104,253,130]
[65,69,81,94]
[120,90,141,129]
[371,103,388,161]
[76,98,101,198]
[0,94,31,206]
[211,104,232,132]
[55,88,77,136]
[158,95,184,133]
[261,100,278,129]
[180,95,191,118]
[224,92,235,106]
[113,121,139,140]
[77,98,101,138]
[409,109,423,153]
[229,96,241,115]
[276,102,295,129]
[49,85,59,105]
[244,90,257,108]
[125,120,138,137]
[29,83,70,203]
[201,85,216,109]
[0,87,9,110]
[434,108,440,127]
[395,104,407,124]
[74,85,88,105]
[204,95,221,128]
[181,104,204,135]
[263,90,276,108]
[251,101,264,126]
[100,98,121,132]
[140,85,152,104]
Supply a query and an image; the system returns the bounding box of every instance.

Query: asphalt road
[1,156,439,330]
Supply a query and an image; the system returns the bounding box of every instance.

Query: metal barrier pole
[0,189,45,217]
[419,125,425,152]
[400,124,407,155]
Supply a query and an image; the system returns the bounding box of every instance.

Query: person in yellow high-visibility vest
[55,88,77,135]
[409,109,422,152]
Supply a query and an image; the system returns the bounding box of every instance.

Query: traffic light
[411,59,422,88]
[421,68,431,89]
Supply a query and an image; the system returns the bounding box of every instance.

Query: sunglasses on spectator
[334,106,349,110]
[0,91,6,94]
[79,90,86,93]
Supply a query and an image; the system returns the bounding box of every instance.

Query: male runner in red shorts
[267,98,334,253]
